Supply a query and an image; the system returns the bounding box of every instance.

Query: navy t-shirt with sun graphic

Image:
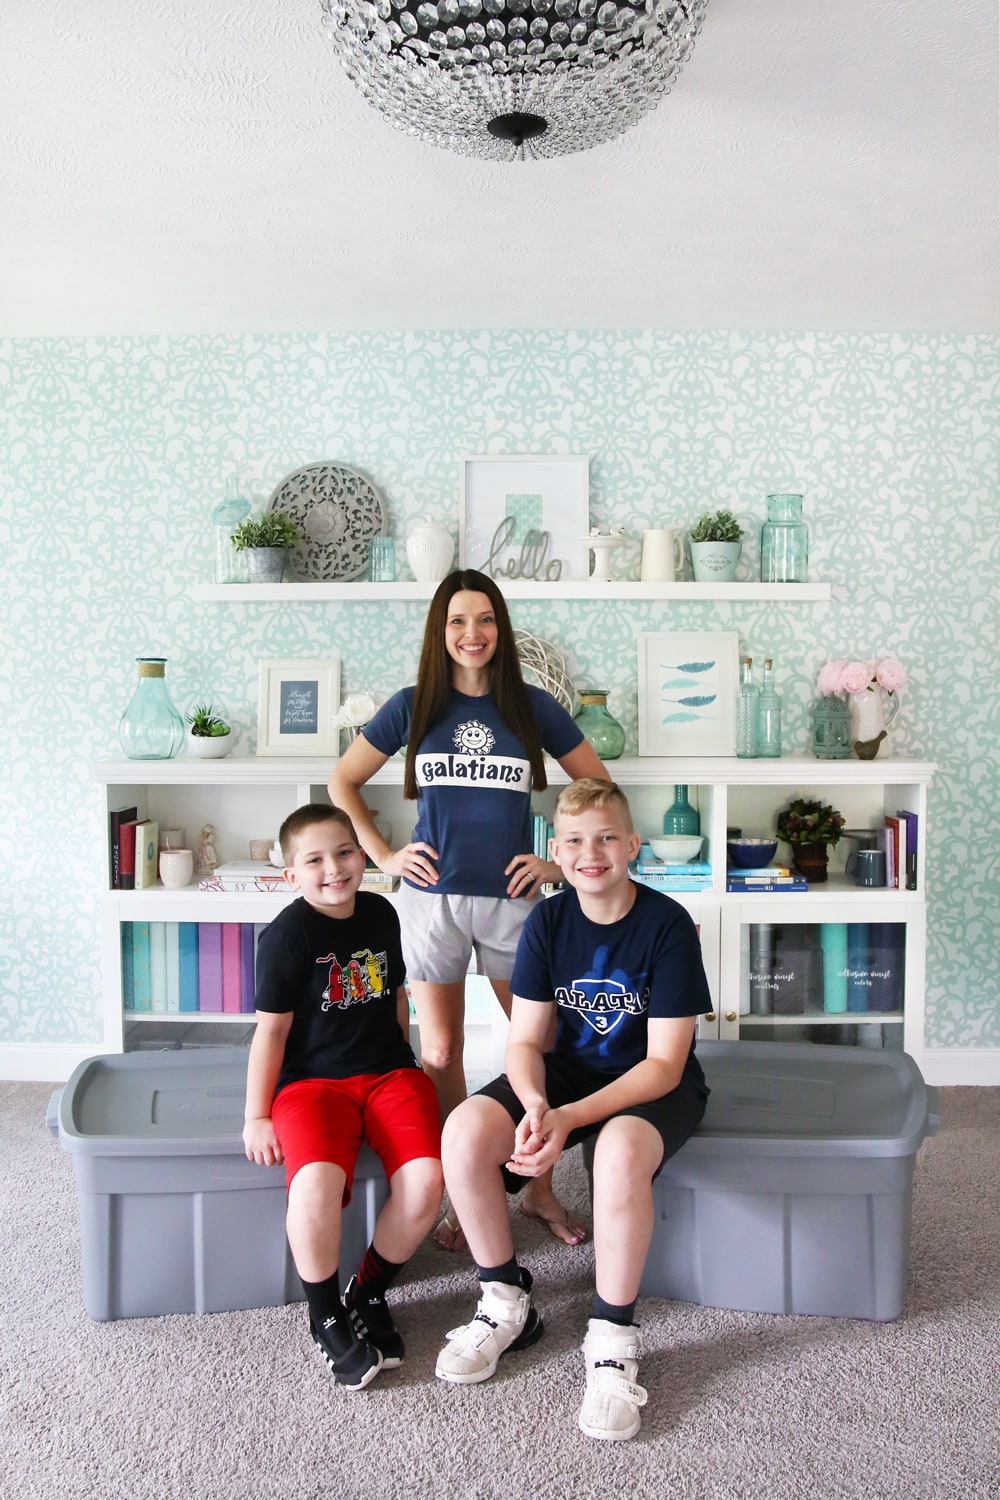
[363,685,582,898]
[510,882,710,1085]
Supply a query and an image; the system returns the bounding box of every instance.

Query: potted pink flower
[815,658,907,758]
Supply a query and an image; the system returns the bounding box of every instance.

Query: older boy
[244,803,442,1390]
[434,778,710,1440]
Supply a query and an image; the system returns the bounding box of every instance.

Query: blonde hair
[553,778,633,833]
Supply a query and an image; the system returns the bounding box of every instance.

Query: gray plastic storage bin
[586,1041,937,1321]
[58,1047,388,1322]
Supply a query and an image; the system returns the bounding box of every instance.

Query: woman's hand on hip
[382,842,440,886]
[504,852,548,898]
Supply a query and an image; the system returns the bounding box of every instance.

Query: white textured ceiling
[4,0,998,336]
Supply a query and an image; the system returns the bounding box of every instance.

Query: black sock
[301,1269,352,1351]
[592,1292,637,1327]
[477,1255,524,1289]
[355,1242,405,1300]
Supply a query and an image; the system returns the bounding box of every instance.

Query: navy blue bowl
[727,838,778,868]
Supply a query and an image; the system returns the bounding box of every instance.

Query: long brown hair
[403,569,547,799]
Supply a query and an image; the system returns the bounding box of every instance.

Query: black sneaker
[344,1275,405,1368]
[309,1313,383,1390]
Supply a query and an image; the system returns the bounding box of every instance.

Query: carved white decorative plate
[267,461,387,581]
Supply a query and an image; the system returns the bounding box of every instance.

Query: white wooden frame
[256,657,341,757]
[637,631,739,756]
[459,454,590,580]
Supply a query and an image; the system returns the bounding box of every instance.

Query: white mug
[159,848,194,890]
[640,528,684,583]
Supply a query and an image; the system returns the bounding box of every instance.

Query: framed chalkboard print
[256,658,341,757]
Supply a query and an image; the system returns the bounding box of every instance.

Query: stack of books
[727,864,807,893]
[532,811,555,860]
[199,861,291,893]
[631,844,712,893]
[123,920,263,1015]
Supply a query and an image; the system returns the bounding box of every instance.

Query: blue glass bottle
[760,493,809,583]
[119,658,185,760]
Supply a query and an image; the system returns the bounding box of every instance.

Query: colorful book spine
[240,923,256,1014]
[119,820,141,891]
[895,809,918,890]
[109,805,138,889]
[197,923,224,1012]
[148,921,167,1012]
[727,879,807,893]
[130,921,152,1012]
[726,866,793,880]
[135,820,159,890]
[846,923,871,1012]
[164,922,181,1012]
[820,923,848,1014]
[120,925,135,1010]
[178,923,200,1012]
[221,924,242,1013]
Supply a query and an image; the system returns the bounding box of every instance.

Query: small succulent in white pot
[186,703,233,759]
[688,508,745,582]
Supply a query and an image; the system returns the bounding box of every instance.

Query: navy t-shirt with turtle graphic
[362,685,582,898]
[510,881,710,1087]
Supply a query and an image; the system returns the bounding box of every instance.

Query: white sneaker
[435,1273,544,1385]
[578,1318,648,1442]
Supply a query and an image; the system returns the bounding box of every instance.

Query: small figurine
[197,824,219,877]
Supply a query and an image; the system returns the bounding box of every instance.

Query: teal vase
[663,784,700,835]
[573,689,625,760]
[118,658,185,760]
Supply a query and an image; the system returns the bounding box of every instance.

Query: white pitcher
[640,528,684,582]
[406,516,455,583]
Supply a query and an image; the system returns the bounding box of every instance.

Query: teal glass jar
[760,493,809,583]
[211,477,251,584]
[663,784,700,835]
[119,658,186,760]
[573,689,625,760]
[810,695,852,759]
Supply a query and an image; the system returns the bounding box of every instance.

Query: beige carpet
[2,1081,999,1500]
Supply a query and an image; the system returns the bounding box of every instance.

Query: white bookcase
[95,754,934,1069]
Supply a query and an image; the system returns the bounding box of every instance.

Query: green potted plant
[230,511,302,583]
[688,507,744,583]
[185,702,233,760]
[776,796,845,883]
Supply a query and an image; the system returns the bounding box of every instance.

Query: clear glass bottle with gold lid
[118,658,185,760]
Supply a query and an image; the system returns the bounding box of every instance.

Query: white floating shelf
[190,580,832,603]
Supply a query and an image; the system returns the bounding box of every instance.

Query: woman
[329,569,609,1248]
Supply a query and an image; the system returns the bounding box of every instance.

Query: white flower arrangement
[332,691,385,732]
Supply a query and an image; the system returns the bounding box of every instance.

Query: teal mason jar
[760,493,809,583]
[118,657,186,760]
[573,689,625,760]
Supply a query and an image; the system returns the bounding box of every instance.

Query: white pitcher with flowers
[816,658,907,759]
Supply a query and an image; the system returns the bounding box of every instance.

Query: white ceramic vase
[406,517,455,583]
[847,684,900,759]
[158,848,194,889]
[187,729,232,759]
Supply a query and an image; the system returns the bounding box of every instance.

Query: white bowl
[648,834,703,863]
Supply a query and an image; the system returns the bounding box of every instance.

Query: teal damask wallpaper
[1,331,997,1054]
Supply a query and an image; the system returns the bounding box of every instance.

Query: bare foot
[518,1186,589,1246]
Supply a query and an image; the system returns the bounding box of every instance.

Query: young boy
[244,803,443,1390]
[434,778,710,1441]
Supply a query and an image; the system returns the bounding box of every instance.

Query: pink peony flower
[817,660,846,696]
[840,660,872,694]
[875,659,907,692]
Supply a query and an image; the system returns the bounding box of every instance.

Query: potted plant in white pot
[688,508,744,583]
[186,703,233,759]
[230,511,302,583]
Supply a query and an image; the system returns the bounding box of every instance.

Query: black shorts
[477,1051,709,1194]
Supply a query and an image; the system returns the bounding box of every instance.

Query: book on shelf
[221,924,242,1013]
[895,809,918,890]
[634,845,712,876]
[199,861,292,893]
[164,922,181,1012]
[130,921,152,1011]
[197,923,224,1012]
[727,877,807,893]
[820,924,848,1014]
[178,923,199,1012]
[109,805,138,889]
[240,922,256,1014]
[633,875,712,893]
[883,815,906,890]
[120,926,135,1010]
[118,818,145,891]
[360,868,400,893]
[135,820,159,890]
[148,921,167,1012]
[725,865,793,880]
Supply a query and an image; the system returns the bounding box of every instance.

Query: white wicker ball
[514,630,574,713]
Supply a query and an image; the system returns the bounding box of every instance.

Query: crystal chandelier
[319,0,707,161]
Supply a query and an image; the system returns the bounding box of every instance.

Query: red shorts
[271,1068,441,1203]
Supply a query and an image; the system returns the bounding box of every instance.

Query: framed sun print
[637,632,739,756]
[460,455,590,581]
[256,658,341,757]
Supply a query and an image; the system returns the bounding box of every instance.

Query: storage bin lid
[58,1047,251,1157]
[693,1041,935,1158]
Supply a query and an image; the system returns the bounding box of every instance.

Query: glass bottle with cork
[736,656,760,758]
[756,657,782,757]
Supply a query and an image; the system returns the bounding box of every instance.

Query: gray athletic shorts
[396,884,541,985]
